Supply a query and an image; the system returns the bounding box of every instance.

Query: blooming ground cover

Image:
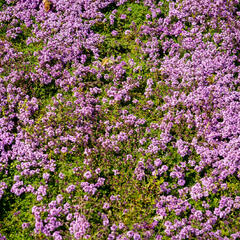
[0,0,240,239]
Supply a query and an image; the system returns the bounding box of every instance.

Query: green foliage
[0,0,239,239]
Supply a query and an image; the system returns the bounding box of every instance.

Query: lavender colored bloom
[95,177,105,187]
[146,14,151,19]
[53,231,62,240]
[36,195,43,201]
[108,233,115,240]
[59,173,65,179]
[66,213,73,221]
[177,179,185,186]
[56,194,63,204]
[154,158,162,167]
[22,222,30,229]
[103,218,109,226]
[66,185,76,193]
[61,147,68,153]
[103,202,110,210]
[95,168,101,174]
[113,169,120,175]
[69,215,90,239]
[127,231,134,238]
[120,14,127,20]
[133,232,141,240]
[111,30,118,36]
[125,30,131,35]
[43,173,50,181]
[1,0,240,239]
[118,222,125,230]
[110,224,118,231]
[194,210,203,220]
[83,171,92,179]
[110,195,116,201]
[81,182,97,195]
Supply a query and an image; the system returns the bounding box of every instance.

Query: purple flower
[194,210,203,220]
[125,30,131,35]
[66,185,76,193]
[95,168,101,174]
[110,224,118,231]
[120,14,126,20]
[177,179,185,186]
[53,231,62,240]
[133,233,141,240]
[22,222,30,229]
[43,173,50,181]
[95,177,105,187]
[69,215,90,239]
[146,14,151,19]
[66,213,73,221]
[103,218,109,226]
[61,147,68,153]
[83,171,92,179]
[103,202,110,210]
[36,195,43,201]
[56,194,63,204]
[118,222,125,230]
[113,169,119,175]
[127,231,134,238]
[154,158,162,167]
[111,30,118,36]
[59,173,65,179]
[110,195,116,201]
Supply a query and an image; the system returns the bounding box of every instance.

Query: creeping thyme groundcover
[0,0,240,239]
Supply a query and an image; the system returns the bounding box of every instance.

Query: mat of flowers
[0,0,239,239]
